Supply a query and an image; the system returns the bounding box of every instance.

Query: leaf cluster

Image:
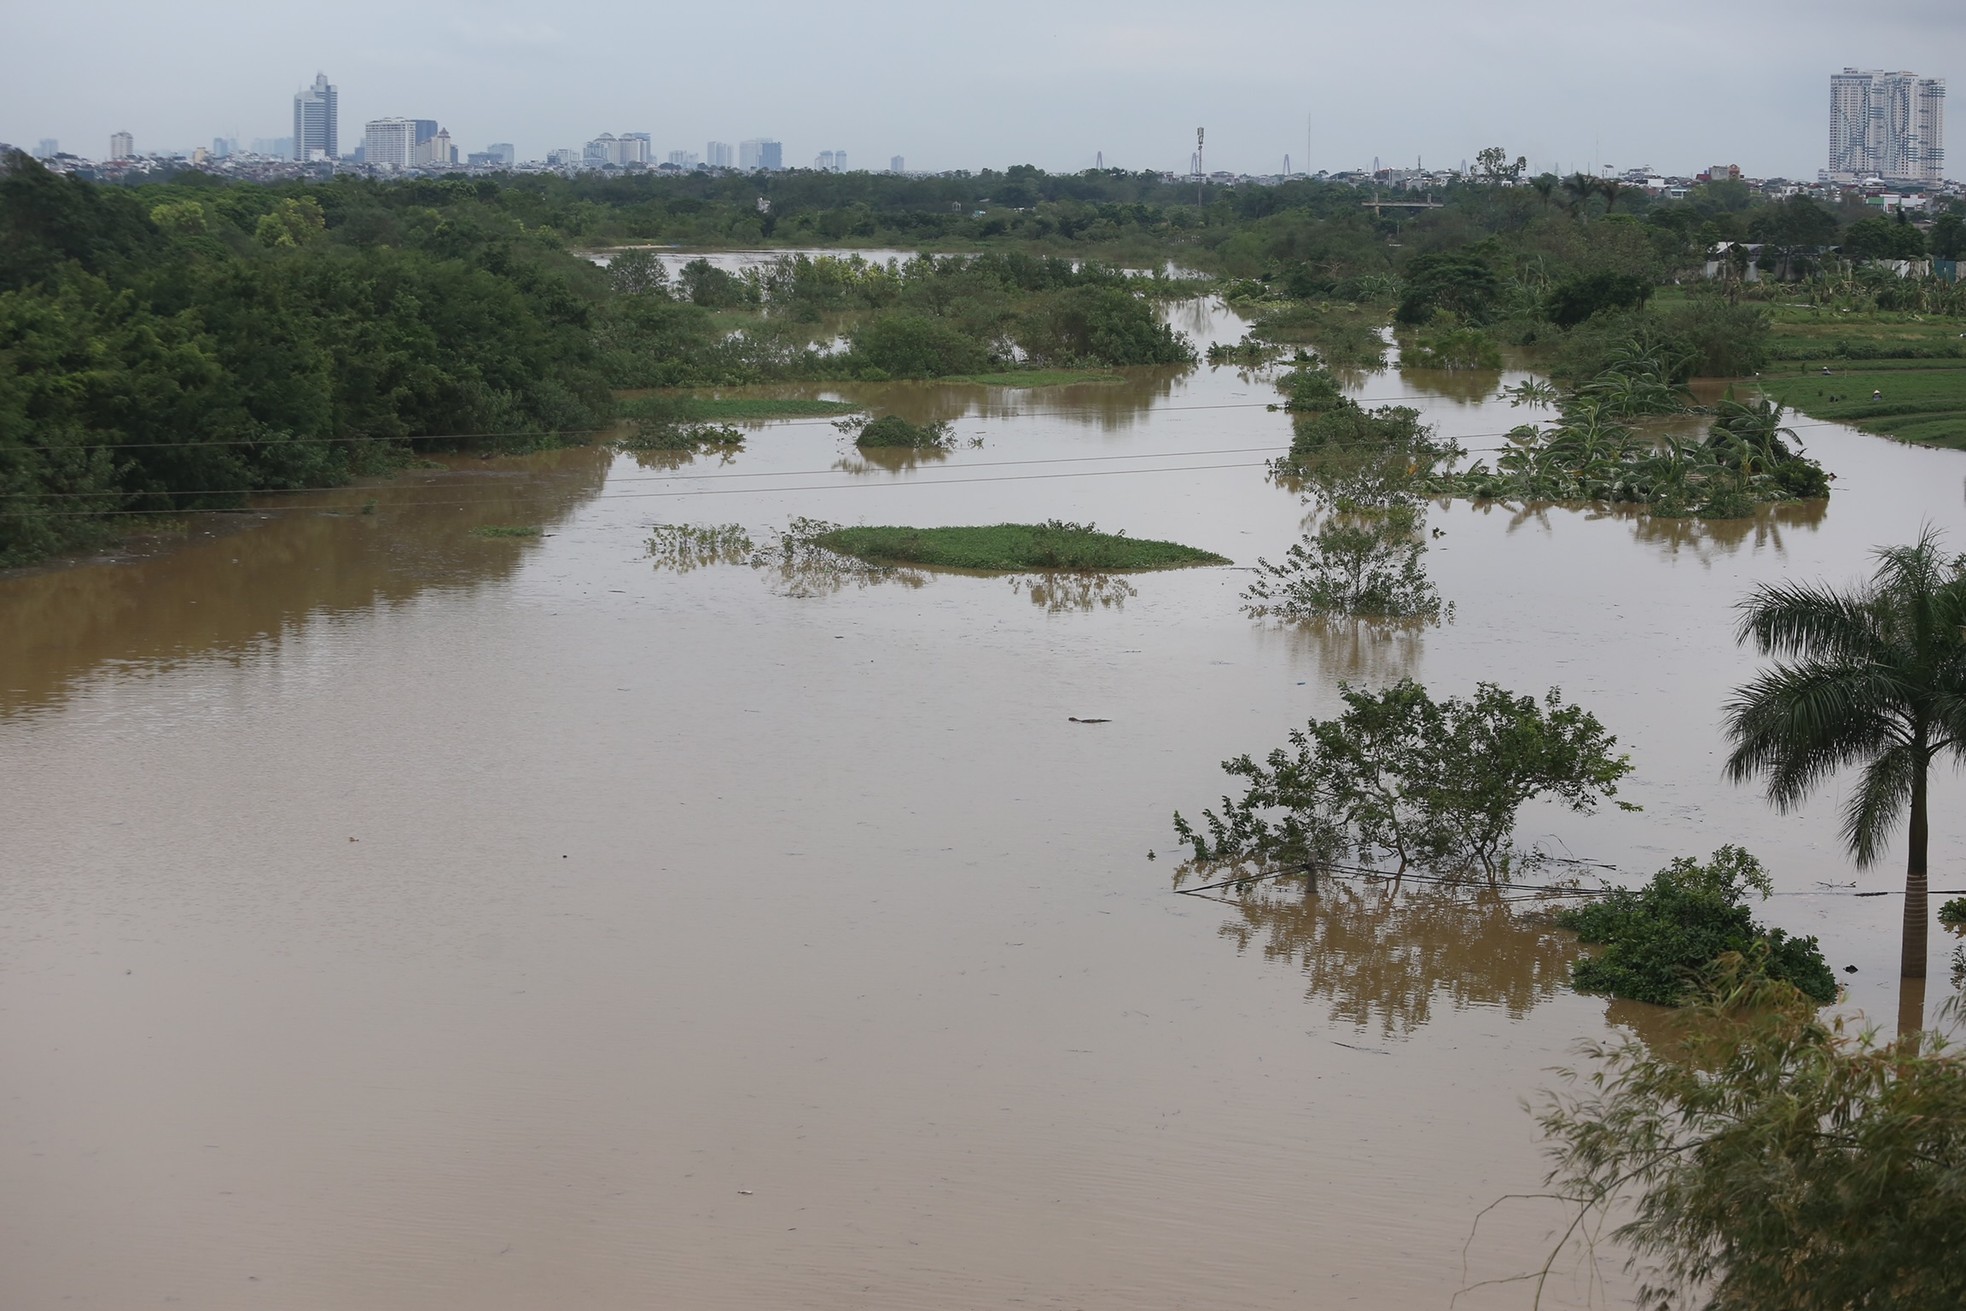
[1538,978,1966,1310]
[1556,847,1837,1006]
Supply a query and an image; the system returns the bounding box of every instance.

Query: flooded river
[4,288,1964,1310]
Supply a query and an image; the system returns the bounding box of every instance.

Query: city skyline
[2,0,1960,179]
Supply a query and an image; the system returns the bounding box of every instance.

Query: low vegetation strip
[617,395,863,423]
[948,369,1125,388]
[1758,363,1966,449]
[813,522,1229,572]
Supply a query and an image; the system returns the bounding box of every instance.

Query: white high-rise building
[293,73,338,160]
[667,149,699,169]
[1830,68,1946,183]
[706,140,733,168]
[109,131,133,159]
[362,118,418,170]
[890,155,906,174]
[584,133,650,168]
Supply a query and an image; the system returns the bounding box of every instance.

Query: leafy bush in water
[1555,847,1837,1006]
[1398,325,1502,371]
[845,414,956,450]
[1174,680,1633,884]
[1242,506,1445,623]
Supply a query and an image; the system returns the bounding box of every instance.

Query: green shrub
[1556,847,1837,1006]
[845,314,993,378]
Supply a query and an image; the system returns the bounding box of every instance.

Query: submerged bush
[843,414,956,450]
[1555,847,1837,1006]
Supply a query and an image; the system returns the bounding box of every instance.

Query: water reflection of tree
[0,447,615,718]
[832,446,951,475]
[1007,572,1138,613]
[1397,366,1505,406]
[1186,872,1580,1037]
[1455,496,1827,567]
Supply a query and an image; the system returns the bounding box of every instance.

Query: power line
[12,386,1847,454]
[5,413,1862,505]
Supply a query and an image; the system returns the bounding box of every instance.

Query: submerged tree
[1724,532,1966,1016]
[1241,505,1445,623]
[1174,681,1633,884]
[1534,978,1966,1310]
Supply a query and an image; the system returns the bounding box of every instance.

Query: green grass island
[813,523,1230,572]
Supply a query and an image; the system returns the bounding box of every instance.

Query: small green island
[813,522,1230,572]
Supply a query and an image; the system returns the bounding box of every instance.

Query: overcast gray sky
[3,1,1955,177]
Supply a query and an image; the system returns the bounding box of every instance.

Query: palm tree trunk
[1903,765,1929,981]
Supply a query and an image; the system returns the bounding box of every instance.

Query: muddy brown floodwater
[5,283,1965,1311]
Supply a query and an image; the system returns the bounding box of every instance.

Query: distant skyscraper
[251,136,294,158]
[739,138,782,171]
[667,149,699,168]
[487,142,516,166]
[293,73,338,160]
[890,155,905,174]
[706,140,733,169]
[813,150,835,171]
[110,131,133,159]
[362,118,418,170]
[34,139,59,159]
[1830,68,1945,182]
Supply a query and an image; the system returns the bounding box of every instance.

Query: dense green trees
[1840,215,1928,261]
[0,151,613,564]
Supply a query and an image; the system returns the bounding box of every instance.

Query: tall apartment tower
[362,118,418,170]
[1829,68,1946,182]
[706,140,733,169]
[293,73,338,160]
[109,131,134,159]
[739,138,782,171]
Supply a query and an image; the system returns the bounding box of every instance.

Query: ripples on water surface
[4,285,1963,1310]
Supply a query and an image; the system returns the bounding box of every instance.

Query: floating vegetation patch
[1206,336,1287,368]
[643,518,1186,610]
[646,522,754,572]
[1272,339,1831,522]
[470,524,543,538]
[835,414,957,450]
[1397,325,1502,371]
[814,521,1230,572]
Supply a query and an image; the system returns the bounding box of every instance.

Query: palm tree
[1528,174,1559,211]
[1723,532,1966,1008]
[1598,178,1627,213]
[1561,172,1598,217]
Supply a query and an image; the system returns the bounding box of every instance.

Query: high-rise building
[34,139,59,159]
[890,156,906,174]
[667,149,699,169]
[583,133,649,168]
[293,73,338,160]
[362,118,419,170]
[1830,68,1946,183]
[487,143,516,166]
[110,131,133,159]
[739,138,782,171]
[251,136,293,158]
[706,140,733,169]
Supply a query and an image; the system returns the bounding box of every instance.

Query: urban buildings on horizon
[1829,68,1945,183]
